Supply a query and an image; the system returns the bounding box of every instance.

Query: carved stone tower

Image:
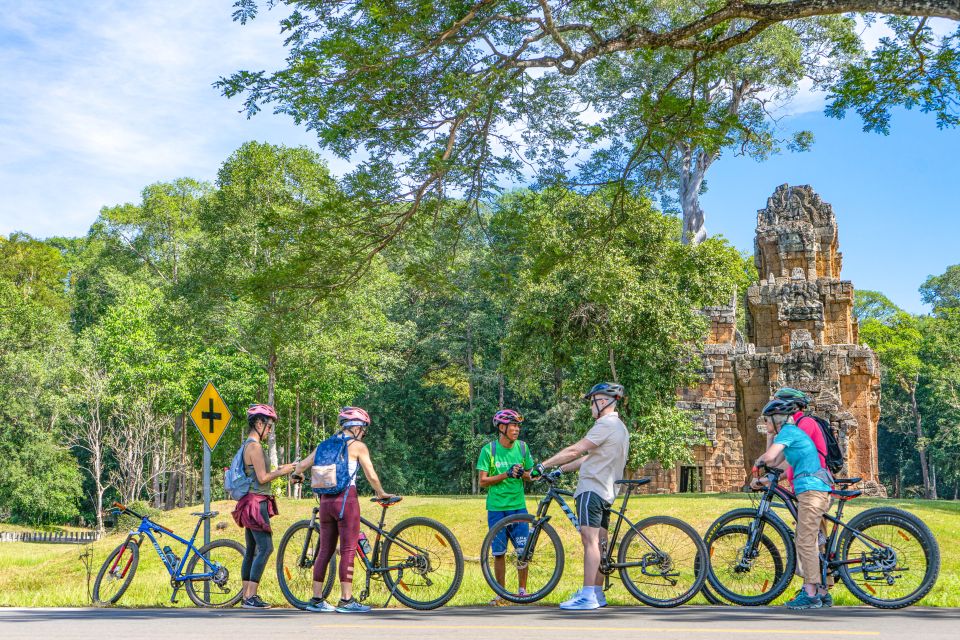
[639,185,883,495]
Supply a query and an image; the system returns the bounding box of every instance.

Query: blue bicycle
[93,502,245,607]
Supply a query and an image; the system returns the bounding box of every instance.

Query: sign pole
[203,443,211,546]
[203,443,211,602]
[188,381,231,605]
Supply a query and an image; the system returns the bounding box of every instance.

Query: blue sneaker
[559,588,600,611]
[785,590,822,610]
[335,598,371,613]
[820,591,833,608]
[305,598,336,612]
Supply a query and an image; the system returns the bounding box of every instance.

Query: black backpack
[801,414,844,475]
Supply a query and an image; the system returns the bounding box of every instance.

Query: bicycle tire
[381,516,464,610]
[92,539,139,605]
[837,507,940,609]
[704,508,795,606]
[480,513,564,604]
[706,523,788,605]
[276,519,336,609]
[617,515,707,607]
[184,539,245,607]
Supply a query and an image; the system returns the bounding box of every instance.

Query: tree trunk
[467,325,478,495]
[267,350,279,469]
[930,462,938,500]
[165,414,183,510]
[178,412,187,508]
[286,407,292,497]
[909,382,932,499]
[608,347,619,382]
[295,392,302,499]
[152,452,162,508]
[295,392,301,460]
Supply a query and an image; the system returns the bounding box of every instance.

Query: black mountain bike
[704,465,940,608]
[276,495,464,610]
[480,473,708,607]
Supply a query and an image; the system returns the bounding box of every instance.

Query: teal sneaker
[820,591,833,608]
[785,590,822,610]
[335,598,371,613]
[305,598,336,612]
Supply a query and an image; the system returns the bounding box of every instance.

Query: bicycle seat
[370,496,403,506]
[829,489,862,500]
[615,477,652,486]
[191,511,220,519]
[833,477,862,485]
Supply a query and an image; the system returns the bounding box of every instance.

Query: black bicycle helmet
[583,382,625,401]
[761,398,796,416]
[774,387,810,409]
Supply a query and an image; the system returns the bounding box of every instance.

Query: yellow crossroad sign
[189,382,232,451]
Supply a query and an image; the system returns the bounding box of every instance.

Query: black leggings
[241,501,274,583]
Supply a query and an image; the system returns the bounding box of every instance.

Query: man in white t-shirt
[535,382,629,611]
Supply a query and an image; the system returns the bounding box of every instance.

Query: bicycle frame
[750,469,897,583]
[121,516,219,582]
[524,481,674,580]
[300,501,440,604]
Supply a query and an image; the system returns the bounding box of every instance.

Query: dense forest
[2,141,958,529]
[5,1,960,526]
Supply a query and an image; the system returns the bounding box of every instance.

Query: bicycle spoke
[619,518,703,606]
[482,521,560,600]
[185,540,245,607]
[843,521,927,601]
[280,525,318,605]
[709,523,785,600]
[384,523,458,603]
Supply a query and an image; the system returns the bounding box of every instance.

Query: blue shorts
[487,508,529,557]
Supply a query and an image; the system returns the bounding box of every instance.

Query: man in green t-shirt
[476,409,535,605]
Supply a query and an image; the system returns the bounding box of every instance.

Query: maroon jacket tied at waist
[232,493,278,533]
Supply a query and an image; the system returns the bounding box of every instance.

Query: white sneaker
[559,589,600,610]
[596,588,607,608]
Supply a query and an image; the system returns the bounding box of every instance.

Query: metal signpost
[188,382,232,601]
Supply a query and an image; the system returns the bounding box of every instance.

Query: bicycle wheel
[705,508,795,606]
[480,514,563,604]
[837,507,940,609]
[381,516,464,610]
[277,519,336,609]
[184,539,245,607]
[93,539,139,605]
[617,515,707,607]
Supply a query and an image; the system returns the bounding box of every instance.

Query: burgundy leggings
[313,486,360,584]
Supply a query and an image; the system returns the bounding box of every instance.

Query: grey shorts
[575,491,611,529]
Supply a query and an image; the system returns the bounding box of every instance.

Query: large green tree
[188,141,364,465]
[0,234,83,523]
[221,1,959,250]
[496,187,747,468]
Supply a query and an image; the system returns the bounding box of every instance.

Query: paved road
[2,607,958,640]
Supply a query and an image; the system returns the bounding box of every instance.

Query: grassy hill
[1,493,956,608]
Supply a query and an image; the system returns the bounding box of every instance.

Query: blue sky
[1,3,957,314]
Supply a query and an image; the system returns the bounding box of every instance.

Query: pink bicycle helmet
[493,409,524,427]
[247,404,278,420]
[338,406,371,428]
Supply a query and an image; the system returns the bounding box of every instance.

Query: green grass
[1,494,956,607]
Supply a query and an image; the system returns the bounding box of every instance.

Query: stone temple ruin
[639,184,884,495]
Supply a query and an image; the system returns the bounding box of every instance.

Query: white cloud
[0,1,348,238]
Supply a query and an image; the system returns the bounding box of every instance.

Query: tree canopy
[220,1,960,248]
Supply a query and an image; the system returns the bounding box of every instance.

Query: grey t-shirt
[575,412,630,503]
